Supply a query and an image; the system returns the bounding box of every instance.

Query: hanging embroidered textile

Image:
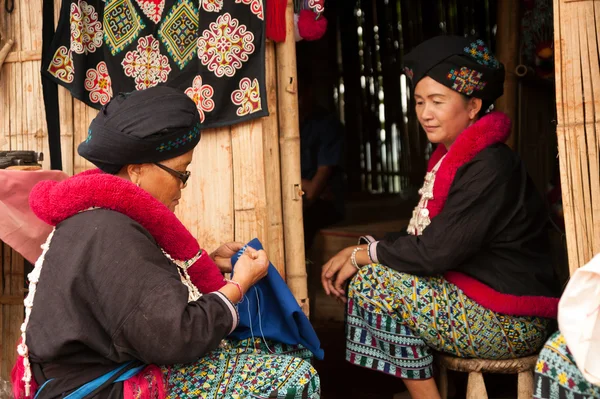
[42,0,267,129]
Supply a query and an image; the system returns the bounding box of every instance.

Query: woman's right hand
[231,248,269,294]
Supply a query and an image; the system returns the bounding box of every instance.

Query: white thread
[20,229,56,397]
[254,287,274,354]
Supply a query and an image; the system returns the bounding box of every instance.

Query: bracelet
[350,247,365,270]
[225,279,244,301]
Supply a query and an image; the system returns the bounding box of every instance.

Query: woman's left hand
[211,242,244,273]
[321,246,358,303]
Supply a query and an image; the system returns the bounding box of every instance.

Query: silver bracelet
[350,247,365,270]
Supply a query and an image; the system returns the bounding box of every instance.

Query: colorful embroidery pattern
[163,338,319,399]
[403,66,414,80]
[197,13,255,78]
[347,263,550,380]
[158,0,199,70]
[134,0,165,24]
[70,0,103,54]
[235,0,263,20]
[231,77,262,116]
[464,39,500,68]
[84,61,113,105]
[47,46,74,83]
[185,76,215,123]
[534,332,600,399]
[156,122,201,152]
[447,66,486,95]
[308,0,324,13]
[103,0,145,55]
[200,0,223,12]
[122,35,172,90]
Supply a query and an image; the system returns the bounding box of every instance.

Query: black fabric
[27,209,234,399]
[403,35,505,102]
[41,0,267,130]
[77,86,201,173]
[41,0,62,170]
[376,144,561,298]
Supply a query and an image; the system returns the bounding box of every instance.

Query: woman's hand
[321,246,358,303]
[231,248,269,293]
[210,242,244,273]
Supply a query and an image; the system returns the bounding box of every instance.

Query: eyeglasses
[153,163,191,187]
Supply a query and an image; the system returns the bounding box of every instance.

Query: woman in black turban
[321,36,560,398]
[13,86,320,399]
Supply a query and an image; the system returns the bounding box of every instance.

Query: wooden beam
[276,0,309,315]
[494,0,521,149]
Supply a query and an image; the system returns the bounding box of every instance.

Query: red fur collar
[29,169,225,293]
[426,112,511,219]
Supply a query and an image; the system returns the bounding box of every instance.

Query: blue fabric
[229,238,324,360]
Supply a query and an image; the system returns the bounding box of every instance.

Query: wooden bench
[438,354,538,399]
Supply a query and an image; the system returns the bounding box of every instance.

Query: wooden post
[554,0,600,273]
[276,0,309,315]
[494,0,520,149]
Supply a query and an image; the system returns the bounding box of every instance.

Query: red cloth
[0,170,68,263]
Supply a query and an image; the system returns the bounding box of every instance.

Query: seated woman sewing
[321,36,561,399]
[12,87,320,399]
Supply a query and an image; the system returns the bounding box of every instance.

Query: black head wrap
[78,86,201,174]
[403,35,505,101]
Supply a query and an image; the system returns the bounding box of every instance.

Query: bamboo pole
[494,0,520,149]
[276,0,308,315]
[554,0,600,273]
[0,39,14,69]
[262,41,286,277]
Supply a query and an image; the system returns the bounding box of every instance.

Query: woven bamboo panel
[554,0,600,273]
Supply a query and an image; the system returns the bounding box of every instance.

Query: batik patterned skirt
[534,332,600,399]
[126,338,319,398]
[346,263,552,379]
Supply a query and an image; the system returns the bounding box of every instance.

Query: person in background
[299,82,345,250]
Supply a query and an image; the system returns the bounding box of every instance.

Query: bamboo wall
[0,0,306,381]
[553,0,600,274]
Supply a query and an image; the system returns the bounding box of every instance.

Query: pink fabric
[28,168,226,293]
[445,271,559,318]
[0,169,68,263]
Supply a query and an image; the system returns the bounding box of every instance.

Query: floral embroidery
[464,39,500,68]
[158,0,199,70]
[122,35,172,90]
[84,61,113,105]
[234,0,263,20]
[200,0,223,12]
[103,0,145,55]
[197,13,255,78]
[156,122,201,152]
[308,0,324,13]
[47,46,74,83]
[231,77,261,116]
[447,67,486,96]
[70,0,103,54]
[134,0,165,24]
[185,76,215,123]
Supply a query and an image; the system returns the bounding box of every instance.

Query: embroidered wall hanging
[42,0,268,129]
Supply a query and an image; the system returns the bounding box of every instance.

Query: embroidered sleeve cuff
[212,291,239,334]
[368,241,379,264]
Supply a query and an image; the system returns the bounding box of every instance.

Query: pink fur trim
[123,365,167,399]
[28,169,225,293]
[11,351,38,399]
[444,271,559,318]
[426,112,511,218]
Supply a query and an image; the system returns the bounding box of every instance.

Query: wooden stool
[438,354,538,399]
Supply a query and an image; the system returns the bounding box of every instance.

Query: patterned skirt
[346,263,552,379]
[534,332,600,399]
[127,338,319,398]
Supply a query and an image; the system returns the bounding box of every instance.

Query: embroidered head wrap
[403,35,505,101]
[78,86,201,174]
